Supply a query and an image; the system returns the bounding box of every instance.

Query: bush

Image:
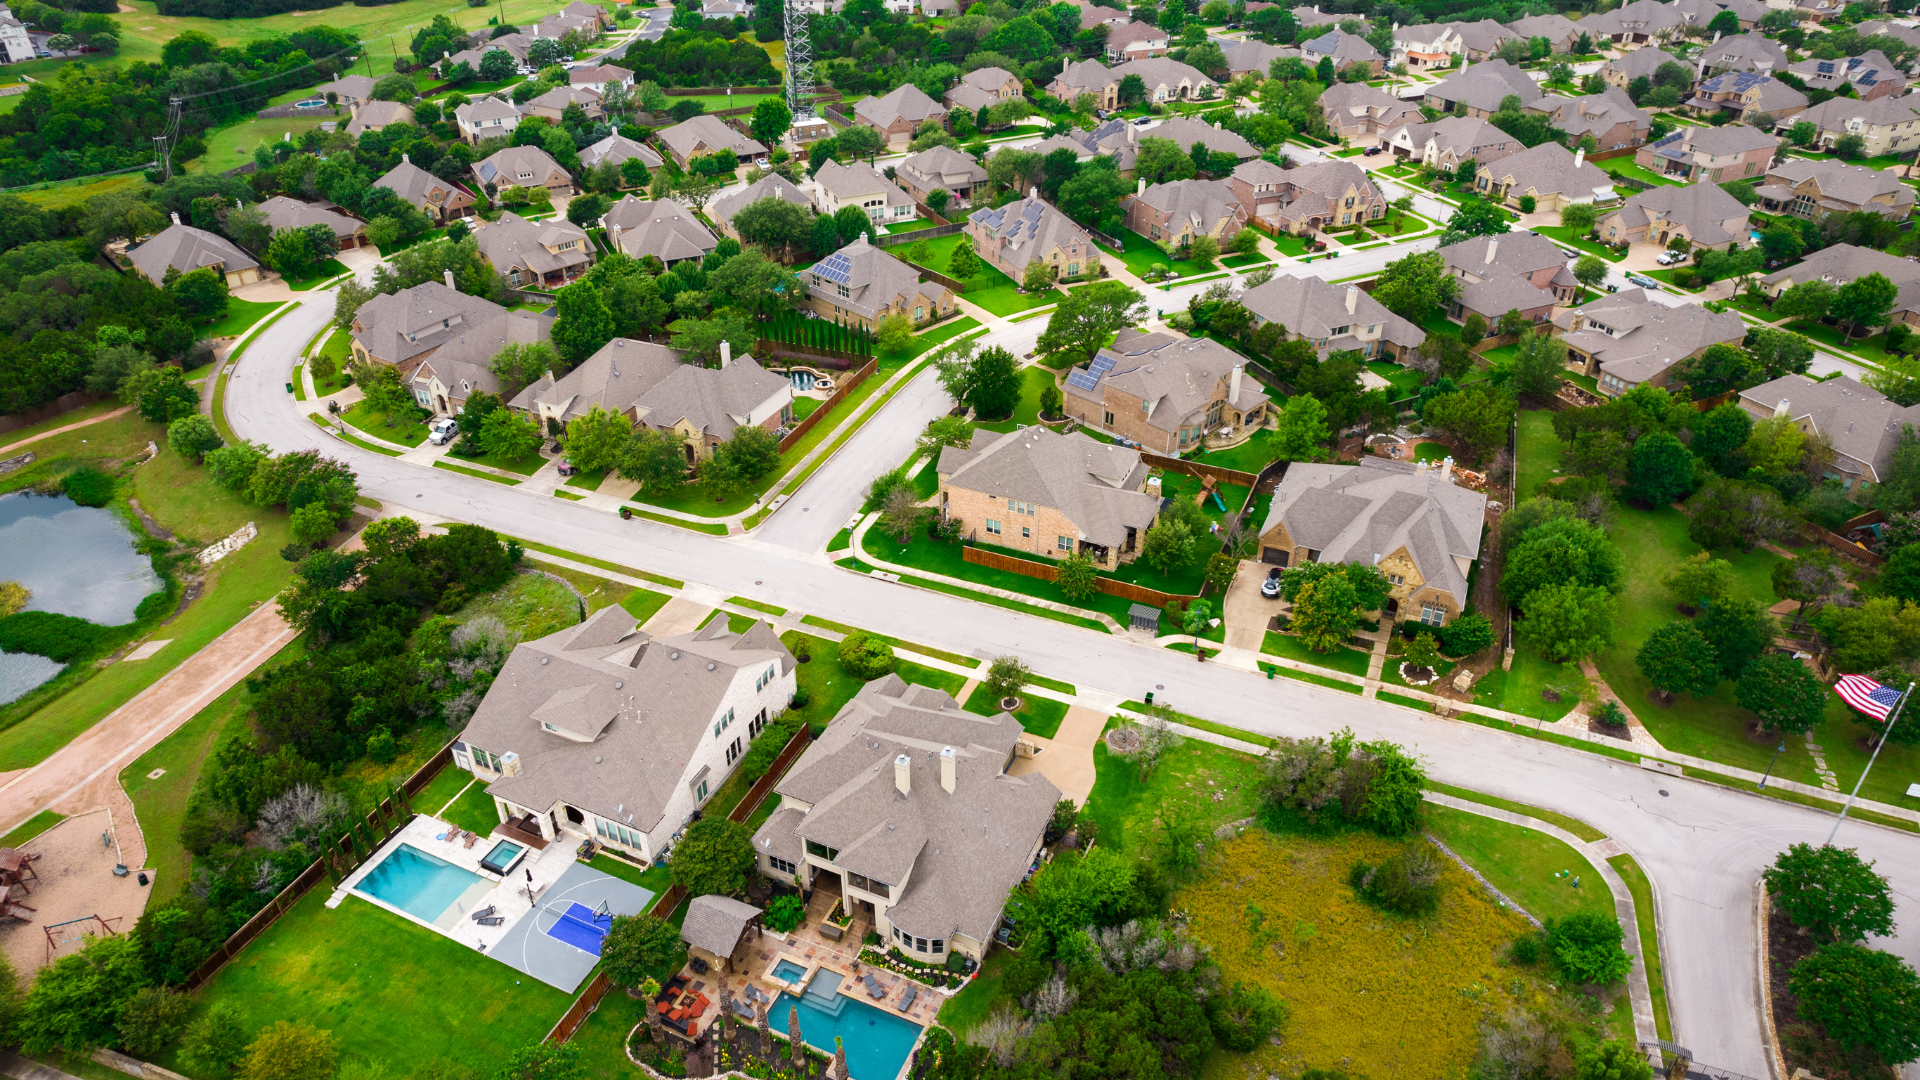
[1671,267,1698,288]
[365,728,397,764]
[837,631,896,679]
[1544,911,1631,985]
[764,893,804,932]
[116,987,192,1058]
[1348,843,1444,915]
[1509,930,1544,965]
[0,611,111,661]
[1438,612,1494,656]
[61,466,115,507]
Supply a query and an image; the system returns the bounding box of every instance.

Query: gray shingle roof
[1052,57,1114,97]
[472,145,572,189]
[1699,32,1789,73]
[1798,94,1920,133]
[939,426,1159,548]
[1132,177,1242,236]
[1238,273,1425,353]
[1439,232,1570,316]
[603,196,718,263]
[958,66,1017,93]
[347,100,413,136]
[471,609,795,838]
[1063,333,1265,435]
[1381,114,1522,163]
[967,194,1092,274]
[1764,159,1916,216]
[317,74,377,101]
[257,196,362,241]
[1737,373,1920,483]
[1105,55,1215,93]
[854,83,946,129]
[353,281,553,399]
[754,676,1059,944]
[812,159,915,211]
[710,172,817,225]
[1427,59,1541,113]
[1234,158,1384,228]
[1602,47,1682,81]
[1481,140,1615,200]
[456,95,522,128]
[579,133,664,172]
[897,144,988,193]
[803,235,948,322]
[1258,456,1487,610]
[1504,12,1580,45]
[1551,288,1747,385]
[945,83,997,112]
[510,336,789,435]
[1531,87,1650,143]
[1601,180,1750,246]
[1147,115,1262,160]
[681,895,762,958]
[1760,242,1920,319]
[473,210,591,277]
[126,220,259,283]
[656,114,767,162]
[1688,71,1806,114]
[1303,29,1382,64]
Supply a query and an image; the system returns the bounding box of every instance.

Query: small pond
[0,491,162,705]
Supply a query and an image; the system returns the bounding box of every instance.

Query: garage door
[1261,547,1289,566]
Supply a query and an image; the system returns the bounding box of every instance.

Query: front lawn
[1098,228,1216,281]
[448,445,550,475]
[1533,225,1626,263]
[282,259,350,291]
[1595,157,1679,188]
[974,366,1060,431]
[861,528,1145,625]
[1271,233,1310,257]
[341,399,432,446]
[202,298,284,340]
[781,631,879,734]
[1084,737,1265,853]
[1260,630,1372,676]
[1467,648,1581,722]
[962,681,1068,738]
[911,233,1058,317]
[1423,805,1616,923]
[877,314,981,368]
[1781,318,1898,364]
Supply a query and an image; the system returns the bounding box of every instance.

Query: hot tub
[479,839,527,875]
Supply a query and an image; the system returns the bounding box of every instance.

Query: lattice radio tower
[784,0,814,121]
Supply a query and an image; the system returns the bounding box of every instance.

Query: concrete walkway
[1007,705,1105,806]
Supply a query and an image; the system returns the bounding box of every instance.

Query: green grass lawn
[1260,630,1372,676]
[202,298,283,341]
[862,529,1145,626]
[962,681,1068,739]
[0,398,125,448]
[912,233,1057,317]
[1084,735,1265,854]
[1221,252,1271,268]
[877,314,980,367]
[1186,429,1280,475]
[975,366,1059,431]
[1515,408,1558,501]
[620,587,674,626]
[937,948,1014,1037]
[447,446,550,475]
[1099,228,1216,281]
[1533,225,1626,263]
[195,114,336,175]
[1271,233,1310,257]
[282,258,350,291]
[1470,649,1582,722]
[341,400,431,447]
[781,631,877,734]
[1781,319,1898,364]
[1423,805,1616,923]
[172,890,574,1078]
[1364,359,1423,398]
[1595,157,1680,188]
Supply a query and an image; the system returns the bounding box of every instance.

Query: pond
[0,491,161,705]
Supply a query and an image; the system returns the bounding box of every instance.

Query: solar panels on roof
[1065,369,1101,392]
[813,253,853,285]
[1089,354,1115,375]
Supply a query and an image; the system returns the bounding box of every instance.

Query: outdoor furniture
[0,849,38,882]
[1,902,33,922]
[863,973,884,999]
[463,832,479,849]
[477,916,504,927]
[898,986,918,1011]
[817,921,843,941]
[730,997,754,1020]
[689,957,709,975]
[743,984,770,1005]
[470,905,497,921]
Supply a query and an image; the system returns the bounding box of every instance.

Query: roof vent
[708,662,717,670]
[670,651,681,660]
[594,755,603,763]
[614,681,623,689]
[540,657,549,664]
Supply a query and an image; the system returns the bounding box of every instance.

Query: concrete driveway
[1221,559,1278,652]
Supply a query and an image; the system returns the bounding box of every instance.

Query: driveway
[1221,559,1276,652]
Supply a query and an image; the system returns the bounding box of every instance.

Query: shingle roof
[681,895,761,959]
[1427,59,1542,113]
[470,609,795,837]
[472,145,571,189]
[523,84,603,116]
[1396,19,1512,53]
[753,676,1059,944]
[257,196,362,241]
[375,157,471,212]
[1788,50,1902,92]
[1798,95,1920,132]
[803,235,948,322]
[1531,87,1650,142]
[1063,333,1266,434]
[1382,114,1522,163]
[656,114,767,162]
[854,83,947,129]
[1302,29,1383,64]
[939,426,1159,547]
[352,280,552,393]
[958,66,1017,93]
[1688,71,1806,115]
[473,211,591,277]
[1239,273,1425,353]
[1232,158,1384,227]
[1147,115,1262,159]
[127,219,260,283]
[347,100,413,136]
[579,133,664,171]
[1642,122,1778,165]
[1602,47,1682,81]
[945,84,997,112]
[1505,12,1580,45]
[1765,159,1916,216]
[710,172,817,225]
[317,74,377,101]
[1438,232,1571,316]
[1550,288,1747,385]
[898,144,989,194]
[570,63,633,86]
[1699,32,1790,73]
[967,194,1092,273]
[512,336,790,436]
[1053,58,1114,96]
[1737,373,1920,483]
[456,96,522,128]
[603,195,717,263]
[1603,180,1750,246]
[1760,242,1920,301]
[1258,456,1487,609]
[1105,55,1214,92]
[1215,37,1292,73]
[1481,140,1615,200]
[1132,178,1243,237]
[812,159,916,211]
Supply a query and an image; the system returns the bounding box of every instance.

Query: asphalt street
[232,286,1920,1078]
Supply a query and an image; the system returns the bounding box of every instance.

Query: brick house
[1227,159,1387,233]
[471,145,575,197]
[1793,96,1920,158]
[966,192,1097,283]
[937,426,1161,569]
[373,155,477,222]
[1754,160,1915,221]
[1123,178,1246,247]
[1379,115,1523,170]
[1685,72,1807,125]
[473,211,594,289]
[1060,330,1271,455]
[1320,83,1423,146]
[1104,21,1171,62]
[1595,182,1752,253]
[1475,142,1615,212]
[894,144,989,207]
[656,114,768,170]
[258,196,368,251]
[801,235,957,331]
[942,66,1022,115]
[853,84,948,150]
[1300,29,1382,75]
[350,277,554,415]
[1239,274,1426,360]
[454,96,523,144]
[1760,244,1920,329]
[1551,289,1747,396]
[1528,87,1651,151]
[126,215,260,290]
[1634,123,1777,183]
[1438,233,1578,328]
[1736,373,1920,492]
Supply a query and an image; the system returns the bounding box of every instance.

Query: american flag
[1835,675,1906,721]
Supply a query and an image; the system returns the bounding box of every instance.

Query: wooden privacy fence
[1139,451,1259,489]
[182,741,455,991]
[897,258,966,292]
[548,973,613,1044]
[778,358,877,453]
[962,545,1194,606]
[760,341,867,369]
[875,222,965,247]
[0,391,110,437]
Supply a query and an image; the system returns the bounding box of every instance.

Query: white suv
[428,418,459,445]
[1656,250,1689,266]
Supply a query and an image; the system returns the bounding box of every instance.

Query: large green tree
[1370,250,1458,324]
[1501,517,1623,605]
[668,816,757,897]
[561,405,633,475]
[1627,430,1693,506]
[1037,281,1146,366]
[1636,621,1719,699]
[550,281,617,364]
[1764,842,1896,943]
[1788,944,1920,1065]
[601,914,683,988]
[1735,653,1827,735]
[1517,583,1614,661]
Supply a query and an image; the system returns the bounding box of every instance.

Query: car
[1133,116,1153,126]
[556,458,579,476]
[1363,146,1381,156]
[1261,567,1282,599]
[427,418,459,445]
[1656,250,1689,265]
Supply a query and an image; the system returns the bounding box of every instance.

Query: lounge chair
[477,916,504,927]
[2,903,33,923]
[463,832,479,849]
[730,997,755,1020]
[899,986,917,1011]
[470,905,497,921]
[863,973,884,999]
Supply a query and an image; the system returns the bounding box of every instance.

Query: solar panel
[1066,370,1101,392]
[813,253,852,286]
[1088,354,1115,375]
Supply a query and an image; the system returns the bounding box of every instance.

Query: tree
[480,408,545,463]
[1571,253,1608,291]
[1507,329,1566,402]
[732,198,811,257]
[1789,944,1920,1065]
[170,267,230,322]
[1371,250,1458,324]
[749,98,792,146]
[1575,1039,1653,1080]
[1055,552,1098,600]
[1423,385,1512,461]
[562,406,632,475]
[1664,552,1734,610]
[565,193,609,230]
[1440,197,1510,246]
[1696,597,1774,682]
[288,503,336,548]
[1636,621,1719,699]
[1187,233,1221,266]
[1545,911,1632,986]
[1036,280,1146,366]
[178,1003,248,1077]
[1134,136,1197,185]
[1774,279,1835,323]
[1141,520,1195,577]
[874,312,914,353]
[1517,583,1614,662]
[946,238,982,283]
[1502,517,1623,605]
[1023,259,1057,292]
[490,341,561,394]
[668,816,756,897]
[837,631,895,678]
[1735,653,1826,735]
[1275,392,1330,460]
[168,414,223,462]
[238,1020,337,1080]
[968,345,1021,419]
[601,914,683,988]
[984,655,1032,704]
[712,425,781,490]
[127,366,199,422]
[1692,402,1753,477]
[1686,478,1792,552]
[116,987,191,1059]
[1440,612,1495,657]
[1833,271,1898,338]
[1627,430,1693,506]
[616,427,690,491]
[1765,843,1897,944]
[1183,598,1214,650]
[497,1044,586,1080]
[551,280,617,363]
[669,315,757,368]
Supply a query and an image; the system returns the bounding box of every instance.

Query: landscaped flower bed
[856,945,969,988]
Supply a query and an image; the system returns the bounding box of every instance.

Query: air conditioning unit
[499,751,522,777]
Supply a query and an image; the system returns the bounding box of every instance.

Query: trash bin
[619,507,632,520]
[285,382,293,393]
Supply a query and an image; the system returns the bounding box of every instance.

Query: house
[1105,21,1172,62]
[578,133,664,178]
[315,74,379,107]
[510,337,794,456]
[454,96,523,143]
[709,174,818,243]
[1685,72,1807,124]
[441,35,533,75]
[602,196,717,266]
[1425,60,1542,118]
[1255,456,1488,627]
[1104,56,1217,102]
[1228,158,1387,233]
[473,211,593,289]
[350,278,553,414]
[1300,29,1382,74]
[1634,122,1777,183]
[1392,21,1512,69]
[569,64,634,89]
[1320,82,1424,145]
[1697,32,1791,75]
[1793,96,1920,158]
[1504,12,1582,53]
[1475,142,1615,212]
[853,84,947,149]
[373,155,477,222]
[1786,51,1905,100]
[522,85,605,124]
[1595,181,1752,252]
[1794,0,1846,22]
[534,11,599,39]
[1754,159,1915,221]
[471,145,574,196]
[1600,47,1683,90]
[1736,374,1920,491]
[1239,273,1425,360]
[656,114,768,169]
[258,196,367,250]
[1671,0,1767,29]
[701,0,749,17]
[1050,58,1118,110]
[967,192,1096,282]
[1060,330,1271,455]
[0,5,31,63]
[1379,115,1523,170]
[1579,0,1684,46]
[1215,38,1296,78]
[937,426,1160,567]
[1144,116,1262,165]
[1292,4,1364,31]
[811,159,917,223]
[943,66,1022,115]
[126,215,260,291]
[346,100,414,137]
[1527,88,1651,151]
[894,145,989,208]
[1066,0,1130,29]
[1438,233,1578,328]
[458,607,797,861]
[749,675,1059,963]
[1552,289,1747,396]
[1856,20,1920,50]
[1760,244,1920,328]
[802,235,957,330]
[562,0,614,28]
[1125,178,1246,247]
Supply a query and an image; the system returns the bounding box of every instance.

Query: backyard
[911,233,1059,317]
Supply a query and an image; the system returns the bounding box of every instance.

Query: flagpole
[1826,680,1913,846]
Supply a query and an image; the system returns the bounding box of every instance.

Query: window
[986,518,1002,535]
[837,282,849,298]
[696,779,710,800]
[750,708,767,738]
[1058,535,1073,551]
[1021,525,1031,538]
[805,840,840,860]
[725,737,742,764]
[542,722,558,732]
[1421,603,1446,626]
[932,939,944,953]
[1330,325,1349,337]
[769,855,796,874]
[1387,573,1405,585]
[914,306,924,320]
[597,819,643,849]
[415,389,433,406]
[1068,263,1079,276]
[1103,410,1114,425]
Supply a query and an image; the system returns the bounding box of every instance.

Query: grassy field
[342,399,431,447]
[1469,649,1582,723]
[204,298,284,341]
[1187,429,1280,474]
[1424,805,1615,923]
[1260,630,1371,676]
[1083,737,1265,854]
[114,0,587,65]
[1533,225,1626,263]
[974,366,1059,432]
[861,527,1175,628]
[1514,408,1558,500]
[195,114,336,176]
[1099,228,1217,281]
[961,681,1067,739]
[16,172,150,210]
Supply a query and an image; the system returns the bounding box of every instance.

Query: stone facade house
[374,156,477,222]
[1300,29,1382,74]
[1104,56,1216,102]
[967,193,1097,283]
[656,114,767,169]
[1320,83,1423,145]
[1755,159,1915,221]
[1551,289,1747,396]
[1786,51,1906,100]
[522,85,605,124]
[126,216,260,290]
[1216,39,1296,78]
[1256,456,1488,628]
[1698,32,1790,75]
[1426,60,1541,118]
[894,145,989,207]
[458,608,797,860]
[1793,96,1920,158]
[1737,373,1920,491]
[1124,178,1246,246]
[258,196,368,250]
[1239,273,1425,360]
[1504,12,1581,52]
[473,211,593,288]
[578,134,664,181]
[749,676,1058,964]
[1596,181,1752,252]
[602,196,717,266]
[853,84,948,149]
[1476,142,1615,212]
[472,145,575,196]
[802,235,957,331]
[455,96,523,144]
[1634,122,1776,183]
[1227,159,1386,233]
[1060,330,1270,455]
[1380,115,1523,170]
[1685,72,1807,124]
[1438,233,1578,328]
[1049,59,1119,110]
[1600,47,1682,90]
[1147,116,1262,165]
[1392,21,1511,69]
[811,159,918,223]
[350,278,553,414]
[937,426,1160,568]
[346,100,413,137]
[943,65,1022,115]
[1528,88,1651,150]
[1579,0,1684,47]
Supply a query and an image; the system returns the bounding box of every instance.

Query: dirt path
[0,599,298,837]
[0,406,135,458]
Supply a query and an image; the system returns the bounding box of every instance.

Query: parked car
[428,418,459,445]
[1363,146,1381,156]
[1656,250,1689,265]
[556,458,579,476]
[1133,116,1153,126]
[1261,567,1282,599]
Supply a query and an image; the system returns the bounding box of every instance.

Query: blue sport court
[545,902,614,955]
[492,861,652,991]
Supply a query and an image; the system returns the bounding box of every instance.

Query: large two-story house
[802,235,957,331]
[1634,123,1777,183]
[473,211,594,289]
[1596,181,1752,253]
[1552,289,1748,396]
[1060,330,1270,454]
[350,276,554,415]
[812,159,918,224]
[1754,159,1916,221]
[1239,273,1425,360]
[1736,373,1920,492]
[1438,233,1578,328]
[967,193,1096,283]
[938,426,1161,568]
[1227,159,1386,233]
[374,155,477,223]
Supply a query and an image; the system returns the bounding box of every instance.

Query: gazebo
[680,895,763,974]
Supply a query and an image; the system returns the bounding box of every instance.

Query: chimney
[1574,147,1585,169]
[402,152,411,165]
[1484,239,1497,264]
[1213,120,1222,130]
[1230,364,1243,404]
[720,340,732,369]
[445,269,456,289]
[1345,285,1358,314]
[1415,459,1429,477]
[1128,123,1138,144]
[1137,178,1146,196]
[1030,186,1039,200]
[1775,399,1791,418]
[894,753,912,796]
[939,746,956,794]
[1712,29,1721,42]
[170,211,180,225]
[610,223,622,249]
[235,198,243,210]
[1441,456,1453,481]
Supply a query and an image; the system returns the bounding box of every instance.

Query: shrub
[1509,929,1544,965]
[1671,267,1697,288]
[1438,612,1494,656]
[1348,843,1444,916]
[117,987,192,1058]
[764,894,805,932]
[837,631,896,679]
[62,467,115,507]
[1763,842,1894,944]
[178,1003,247,1077]
[738,709,803,780]
[365,728,397,764]
[0,611,111,661]
[1544,911,1631,985]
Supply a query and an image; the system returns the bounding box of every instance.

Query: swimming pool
[355,844,489,924]
[773,976,923,1080]
[772,959,808,983]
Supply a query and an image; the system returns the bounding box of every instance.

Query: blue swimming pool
[772,959,808,983]
[355,844,488,923]
[773,975,922,1080]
